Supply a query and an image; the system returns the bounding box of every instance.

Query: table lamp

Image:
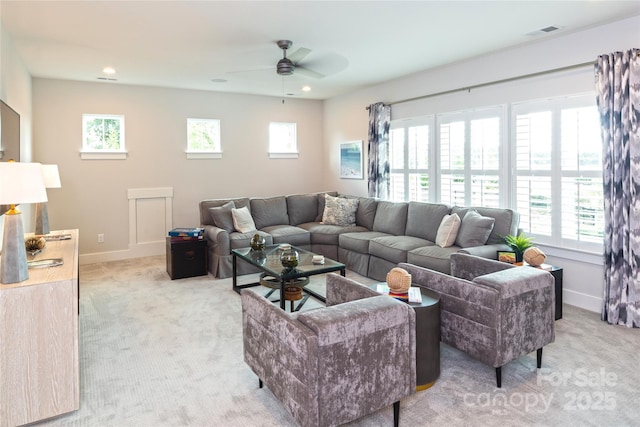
[35,164,61,235]
[0,161,48,284]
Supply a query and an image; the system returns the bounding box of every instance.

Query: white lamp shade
[41,164,62,188]
[0,162,48,205]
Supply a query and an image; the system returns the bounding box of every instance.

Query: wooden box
[166,237,208,279]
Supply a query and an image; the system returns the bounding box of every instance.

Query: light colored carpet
[37,255,640,426]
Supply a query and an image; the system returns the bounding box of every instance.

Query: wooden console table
[0,229,79,426]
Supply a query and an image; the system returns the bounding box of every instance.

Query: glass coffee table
[232,245,346,311]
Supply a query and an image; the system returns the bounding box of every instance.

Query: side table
[516,262,563,320]
[166,237,208,279]
[370,284,440,390]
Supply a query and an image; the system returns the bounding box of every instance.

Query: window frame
[268,122,298,159]
[186,118,222,159]
[511,93,603,253]
[389,116,435,202]
[81,113,126,160]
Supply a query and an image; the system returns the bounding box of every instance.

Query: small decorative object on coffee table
[250,233,266,251]
[280,248,299,271]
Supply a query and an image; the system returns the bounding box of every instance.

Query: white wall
[0,21,33,246]
[32,79,325,261]
[323,15,640,313]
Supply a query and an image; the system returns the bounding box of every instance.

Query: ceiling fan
[275,40,325,79]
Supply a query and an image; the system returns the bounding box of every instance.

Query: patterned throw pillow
[321,194,359,227]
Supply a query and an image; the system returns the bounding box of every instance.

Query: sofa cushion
[435,213,461,248]
[322,194,359,226]
[232,206,257,233]
[455,209,495,248]
[369,235,432,264]
[262,225,311,246]
[339,231,390,254]
[356,197,377,229]
[251,196,289,229]
[407,245,460,274]
[287,194,320,226]
[300,223,368,246]
[229,231,273,249]
[405,202,450,241]
[209,201,236,233]
[372,201,408,235]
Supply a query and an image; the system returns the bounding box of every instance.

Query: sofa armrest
[458,242,512,260]
[203,225,230,255]
[474,266,554,298]
[450,252,514,281]
[473,267,555,365]
[325,273,379,306]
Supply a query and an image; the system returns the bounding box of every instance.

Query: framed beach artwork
[340,140,363,179]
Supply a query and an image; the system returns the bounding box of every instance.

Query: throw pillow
[435,213,461,248]
[231,206,257,233]
[209,201,236,233]
[455,209,495,247]
[321,194,359,227]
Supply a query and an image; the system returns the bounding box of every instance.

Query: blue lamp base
[35,202,50,236]
[1,211,29,284]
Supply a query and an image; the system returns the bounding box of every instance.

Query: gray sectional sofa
[198,192,519,280]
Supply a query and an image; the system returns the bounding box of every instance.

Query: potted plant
[503,232,534,262]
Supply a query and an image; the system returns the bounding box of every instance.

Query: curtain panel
[367,103,391,199]
[597,48,640,328]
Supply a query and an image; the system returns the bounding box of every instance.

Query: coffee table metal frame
[232,245,346,310]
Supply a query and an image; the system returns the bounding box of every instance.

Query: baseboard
[79,241,165,265]
[564,288,602,314]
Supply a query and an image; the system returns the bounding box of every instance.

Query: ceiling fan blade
[288,47,311,64]
[295,65,326,79]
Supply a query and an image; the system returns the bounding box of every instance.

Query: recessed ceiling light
[301,85,311,92]
[211,78,228,83]
[102,67,116,75]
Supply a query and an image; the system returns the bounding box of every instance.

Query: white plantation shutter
[439,108,503,207]
[513,96,603,251]
[389,118,433,202]
[439,120,465,206]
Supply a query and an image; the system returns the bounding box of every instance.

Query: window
[438,107,503,208]
[389,94,603,254]
[269,122,298,158]
[389,117,433,202]
[81,114,125,159]
[186,118,221,159]
[513,95,603,252]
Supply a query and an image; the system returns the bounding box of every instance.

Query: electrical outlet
[98,234,105,243]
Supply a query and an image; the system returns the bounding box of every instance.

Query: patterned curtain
[367,102,391,199]
[596,49,640,327]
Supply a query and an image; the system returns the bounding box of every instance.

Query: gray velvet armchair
[241,276,416,427]
[400,253,555,388]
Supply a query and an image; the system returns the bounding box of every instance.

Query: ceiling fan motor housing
[277,58,295,75]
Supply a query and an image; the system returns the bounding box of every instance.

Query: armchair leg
[537,348,543,368]
[495,367,502,388]
[259,379,263,389]
[393,401,400,427]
